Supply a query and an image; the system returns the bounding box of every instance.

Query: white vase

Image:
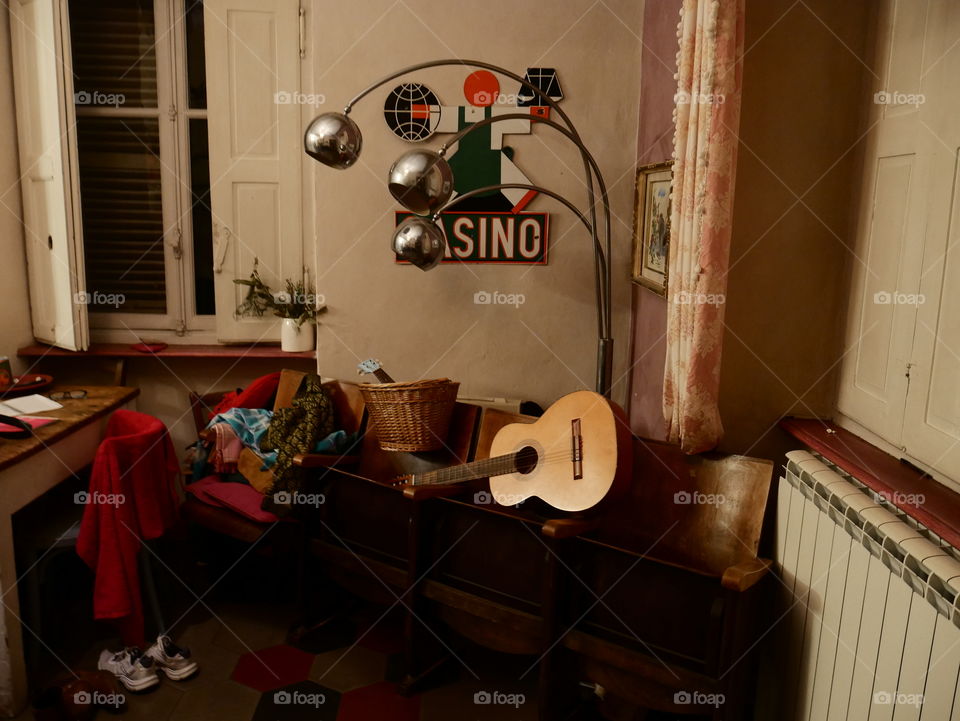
[280,318,314,352]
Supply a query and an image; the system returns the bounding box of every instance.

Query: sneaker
[144,635,199,680]
[97,647,159,692]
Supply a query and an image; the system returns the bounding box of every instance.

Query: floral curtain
[663,0,745,453]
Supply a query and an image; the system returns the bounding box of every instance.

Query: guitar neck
[414,450,528,486]
[371,368,395,383]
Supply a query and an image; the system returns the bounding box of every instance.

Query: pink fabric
[209,423,243,473]
[663,0,745,453]
[185,475,279,523]
[76,410,180,647]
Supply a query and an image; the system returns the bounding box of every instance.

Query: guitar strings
[318,450,580,488]
[416,449,578,486]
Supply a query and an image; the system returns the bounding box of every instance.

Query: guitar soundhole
[515,446,539,474]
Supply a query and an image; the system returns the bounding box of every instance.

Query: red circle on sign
[464,70,499,106]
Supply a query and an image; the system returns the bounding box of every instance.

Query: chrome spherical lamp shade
[387,150,454,215]
[303,112,363,169]
[391,216,446,271]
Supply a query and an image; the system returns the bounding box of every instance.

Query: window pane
[69,0,158,108]
[77,117,167,314]
[185,0,207,108]
[190,119,215,315]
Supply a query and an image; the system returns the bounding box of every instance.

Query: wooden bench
[307,403,775,720]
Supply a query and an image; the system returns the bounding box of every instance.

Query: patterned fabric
[207,407,274,451]
[261,374,335,501]
[202,407,275,474]
[663,0,745,453]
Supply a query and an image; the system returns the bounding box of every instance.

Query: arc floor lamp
[303,59,615,397]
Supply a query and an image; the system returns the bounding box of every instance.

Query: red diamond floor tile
[336,681,421,721]
[231,644,315,693]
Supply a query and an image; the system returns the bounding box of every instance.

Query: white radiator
[762,450,960,721]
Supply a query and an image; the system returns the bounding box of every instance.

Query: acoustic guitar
[394,390,632,512]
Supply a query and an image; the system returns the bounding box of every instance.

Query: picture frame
[632,161,673,295]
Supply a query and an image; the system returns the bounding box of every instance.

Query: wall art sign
[386,68,562,265]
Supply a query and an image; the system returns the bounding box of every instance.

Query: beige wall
[718,0,873,460]
[627,0,874,461]
[2,1,646,456]
[0,4,33,374]
[309,0,643,409]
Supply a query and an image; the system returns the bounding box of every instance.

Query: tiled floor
[16,600,543,721]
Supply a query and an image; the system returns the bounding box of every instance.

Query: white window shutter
[204,0,303,342]
[9,0,88,350]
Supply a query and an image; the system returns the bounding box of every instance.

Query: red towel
[76,410,180,647]
[209,371,282,417]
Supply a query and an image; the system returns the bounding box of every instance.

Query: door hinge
[175,320,187,336]
[299,6,306,58]
[168,104,178,122]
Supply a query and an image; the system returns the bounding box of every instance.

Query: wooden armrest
[542,516,600,539]
[293,453,360,468]
[198,428,212,442]
[721,557,772,592]
[402,484,463,501]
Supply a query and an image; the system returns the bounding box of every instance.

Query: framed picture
[632,161,673,295]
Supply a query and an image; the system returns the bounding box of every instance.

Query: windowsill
[780,417,960,549]
[17,342,315,360]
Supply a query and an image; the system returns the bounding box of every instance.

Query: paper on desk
[0,394,63,416]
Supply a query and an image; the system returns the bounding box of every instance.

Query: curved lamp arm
[337,59,614,396]
[433,182,609,390]
[436,112,613,335]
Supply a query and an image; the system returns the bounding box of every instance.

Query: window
[837,0,960,488]
[10,0,305,348]
[69,0,215,335]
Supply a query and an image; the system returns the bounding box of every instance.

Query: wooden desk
[0,386,138,717]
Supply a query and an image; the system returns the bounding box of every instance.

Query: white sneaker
[97,647,160,692]
[144,635,199,680]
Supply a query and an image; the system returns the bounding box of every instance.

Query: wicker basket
[359,378,460,452]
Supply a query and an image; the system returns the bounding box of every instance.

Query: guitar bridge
[571,418,583,480]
